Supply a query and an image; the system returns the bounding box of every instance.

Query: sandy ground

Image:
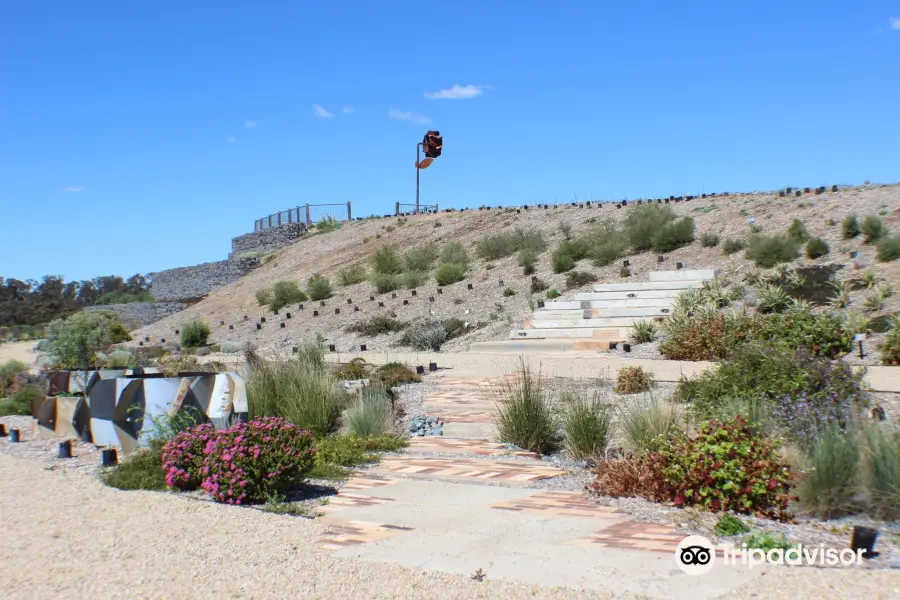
[3,448,900,599]
[0,340,41,372]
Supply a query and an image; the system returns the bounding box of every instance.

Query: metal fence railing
[396,203,439,216]
[254,202,352,232]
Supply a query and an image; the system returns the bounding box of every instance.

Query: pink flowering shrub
[162,417,316,505]
[161,423,215,490]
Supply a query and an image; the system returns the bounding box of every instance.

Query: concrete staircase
[472,269,714,353]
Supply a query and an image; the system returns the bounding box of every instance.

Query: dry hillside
[125,183,900,357]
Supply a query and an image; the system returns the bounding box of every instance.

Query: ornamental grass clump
[494,360,558,455]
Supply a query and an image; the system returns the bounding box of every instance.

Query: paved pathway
[315,374,761,598]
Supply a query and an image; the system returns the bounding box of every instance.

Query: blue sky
[2,1,898,282]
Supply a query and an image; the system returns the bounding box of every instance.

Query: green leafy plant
[714,514,751,537]
[723,238,746,255]
[346,314,406,336]
[565,271,597,289]
[630,319,657,344]
[861,216,884,243]
[404,244,438,272]
[101,439,168,491]
[503,287,517,297]
[841,215,860,239]
[270,280,308,311]
[806,237,829,259]
[742,530,794,551]
[373,362,422,388]
[798,424,859,519]
[434,262,468,286]
[787,218,810,243]
[372,273,403,294]
[614,366,653,394]
[551,246,577,273]
[746,235,800,268]
[180,320,210,349]
[877,235,900,262]
[45,311,131,368]
[652,217,695,253]
[619,396,681,454]
[882,323,900,366]
[700,233,720,248]
[560,387,613,461]
[625,205,677,251]
[338,264,368,287]
[494,360,558,454]
[546,289,561,299]
[307,274,333,301]
[403,270,429,289]
[0,359,27,398]
[439,242,470,267]
[519,249,538,275]
[372,246,404,275]
[0,385,41,417]
[756,283,791,314]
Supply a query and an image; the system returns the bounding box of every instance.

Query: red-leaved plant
[162,418,316,505]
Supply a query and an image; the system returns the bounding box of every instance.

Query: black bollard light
[313,310,319,317]
[9,428,21,442]
[411,290,417,296]
[432,343,441,352]
[623,260,630,267]
[467,283,473,290]
[347,298,353,304]
[429,296,435,303]
[220,320,225,326]
[360,344,367,352]
[370,295,375,301]
[429,362,438,372]
[160,338,166,343]
[403,299,409,305]
[101,448,118,467]
[299,304,304,310]
[175,329,180,334]
[676,262,684,270]
[608,342,617,350]
[256,323,262,330]
[378,302,384,308]
[622,343,632,353]
[437,288,443,294]
[286,312,291,319]
[416,365,426,375]
[0,423,6,437]
[320,300,326,307]
[260,317,266,323]
[354,306,359,312]
[851,526,879,559]
[81,429,93,444]
[58,440,72,459]
[229,325,234,330]
[392,293,397,299]
[537,300,545,308]
[658,255,664,263]
[335,308,341,315]
[328,344,336,352]
[280,323,285,328]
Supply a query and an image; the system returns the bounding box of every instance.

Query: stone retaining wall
[149,258,258,301]
[230,222,308,259]
[84,302,187,330]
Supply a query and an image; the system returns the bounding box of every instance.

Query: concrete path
[315,374,764,598]
[326,350,900,392]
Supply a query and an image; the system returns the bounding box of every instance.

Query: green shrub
[530,277,549,294]
[558,221,573,241]
[256,288,273,306]
[686,345,866,448]
[742,530,794,551]
[876,236,900,262]
[180,320,210,349]
[660,312,760,361]
[314,434,407,468]
[619,396,681,455]
[588,238,626,267]
[374,362,422,388]
[551,247,577,273]
[519,249,537,275]
[630,319,657,344]
[756,283,791,314]
[476,232,518,260]
[434,262,468,285]
[614,366,653,394]
[787,218,810,243]
[651,217,695,253]
[403,270,428,289]
[102,440,167,491]
[45,311,131,368]
[759,306,851,358]
[861,215,884,243]
[270,280,308,311]
[494,361,558,454]
[439,242,470,267]
[723,238,746,255]
[404,244,438,272]
[502,287,517,297]
[841,215,860,239]
[714,514,751,537]
[546,289,561,299]
[346,384,392,437]
[372,273,403,294]
[103,349,135,368]
[658,418,792,519]
[862,423,900,519]
[307,275,333,301]
[316,216,341,233]
[745,235,800,268]
[346,314,406,337]
[401,322,448,350]
[560,388,613,461]
[625,205,676,251]
[372,246,404,274]
[700,233,720,248]
[246,345,344,437]
[799,424,859,519]
[0,359,27,398]
[805,237,829,259]
[882,326,900,366]
[0,385,41,416]
[334,357,370,380]
[565,271,597,289]
[515,229,548,255]
[337,264,368,287]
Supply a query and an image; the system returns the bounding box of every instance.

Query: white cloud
[59,186,85,192]
[388,109,432,124]
[890,16,900,30]
[342,106,355,114]
[313,104,334,118]
[244,120,257,128]
[424,84,486,100]
[226,136,237,143]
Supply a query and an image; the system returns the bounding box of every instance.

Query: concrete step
[545,298,676,309]
[591,280,705,292]
[470,339,613,353]
[529,317,662,329]
[535,307,671,319]
[574,289,686,301]
[510,327,629,340]
[647,269,715,282]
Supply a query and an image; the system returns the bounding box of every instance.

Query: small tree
[45,311,130,369]
[181,320,210,348]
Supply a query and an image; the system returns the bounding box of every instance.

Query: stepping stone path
[315,374,752,597]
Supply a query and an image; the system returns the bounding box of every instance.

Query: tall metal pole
[416,142,422,214]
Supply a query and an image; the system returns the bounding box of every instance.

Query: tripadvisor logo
[675,535,865,575]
